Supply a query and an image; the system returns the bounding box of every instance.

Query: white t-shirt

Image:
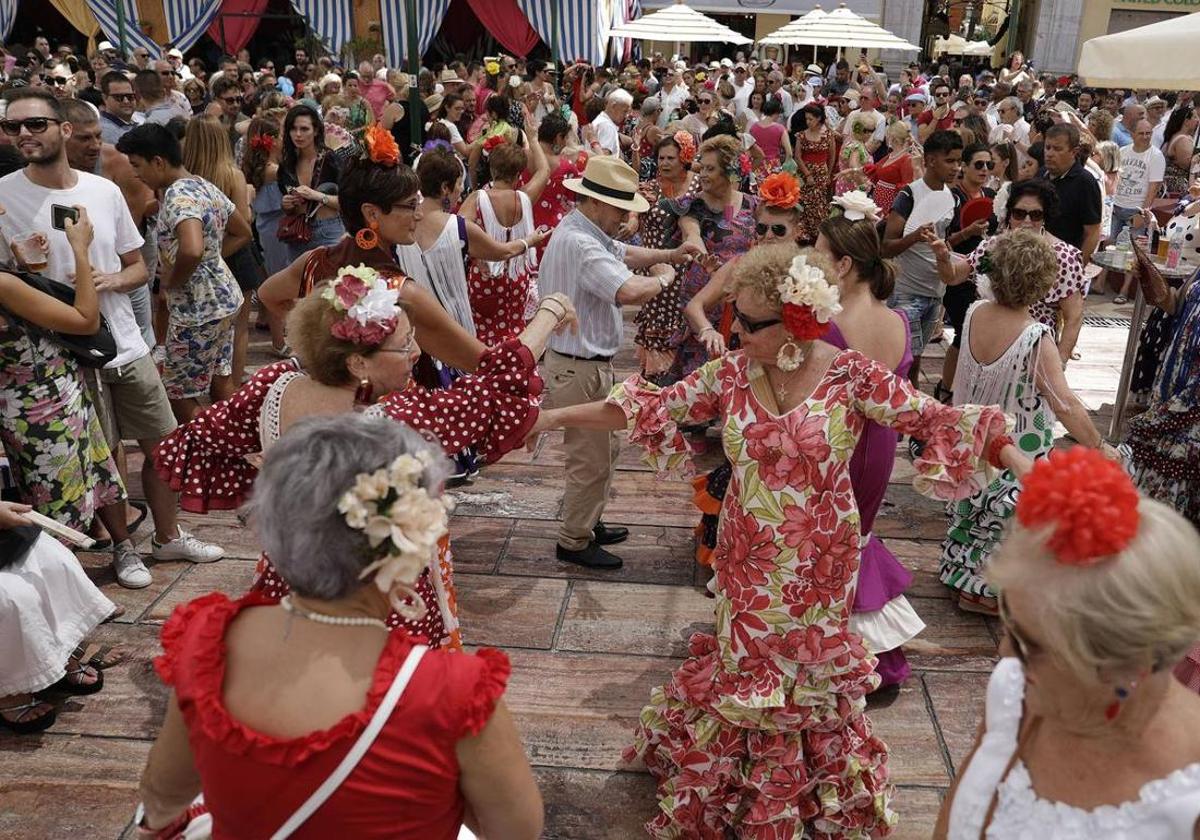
[591,111,620,156]
[1115,145,1167,210]
[658,83,689,126]
[440,118,464,144]
[0,170,147,367]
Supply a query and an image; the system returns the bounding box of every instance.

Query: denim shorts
[888,292,941,357]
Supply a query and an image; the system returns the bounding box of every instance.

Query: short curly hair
[730,243,834,311]
[697,133,741,175]
[986,228,1058,308]
[285,287,410,387]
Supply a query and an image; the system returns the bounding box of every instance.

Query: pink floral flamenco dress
[610,349,1010,839]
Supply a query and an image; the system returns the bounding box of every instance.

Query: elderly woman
[532,242,1028,838]
[936,178,1089,366]
[137,415,543,839]
[935,449,1200,838]
[932,229,1109,615]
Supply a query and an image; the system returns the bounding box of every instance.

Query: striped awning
[85,0,162,58]
[287,0,353,57]
[164,0,223,55]
[0,0,16,43]
[381,0,452,69]
[517,0,606,66]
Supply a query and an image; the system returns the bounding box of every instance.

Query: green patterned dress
[940,303,1055,597]
[0,324,125,531]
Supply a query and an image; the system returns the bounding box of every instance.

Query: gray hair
[248,415,450,601]
[1002,96,1023,116]
[606,88,634,107]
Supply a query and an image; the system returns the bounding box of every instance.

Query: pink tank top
[749,122,786,162]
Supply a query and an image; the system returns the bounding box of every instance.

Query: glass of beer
[11,232,48,272]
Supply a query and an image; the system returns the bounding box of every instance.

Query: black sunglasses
[108,92,137,102]
[222,95,244,104]
[755,222,790,238]
[732,303,781,333]
[971,160,995,170]
[0,117,61,136]
[46,76,69,86]
[1009,208,1045,222]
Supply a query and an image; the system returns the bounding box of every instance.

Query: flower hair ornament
[250,133,275,154]
[485,59,501,77]
[363,124,401,167]
[758,172,801,211]
[320,264,402,347]
[422,138,453,153]
[673,131,697,166]
[336,451,453,620]
[776,254,842,371]
[831,190,881,223]
[1015,446,1140,567]
[728,151,752,181]
[482,134,508,156]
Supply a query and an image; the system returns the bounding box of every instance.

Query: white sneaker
[113,542,152,589]
[151,528,224,563]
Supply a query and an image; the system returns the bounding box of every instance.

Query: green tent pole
[550,0,559,67]
[406,0,420,159]
[116,0,128,57]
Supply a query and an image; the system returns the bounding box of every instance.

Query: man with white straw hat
[538,156,700,569]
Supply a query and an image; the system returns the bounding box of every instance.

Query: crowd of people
[2,33,1200,839]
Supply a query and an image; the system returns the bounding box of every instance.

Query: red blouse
[156,592,509,839]
[154,339,542,513]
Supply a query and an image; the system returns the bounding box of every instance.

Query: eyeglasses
[971,160,995,171]
[997,593,1034,665]
[732,304,781,333]
[375,329,418,356]
[698,98,713,104]
[46,76,69,87]
[108,92,137,102]
[755,222,790,238]
[934,91,950,98]
[1008,207,1045,222]
[0,117,62,136]
[393,199,421,213]
[159,70,178,77]
[222,95,244,104]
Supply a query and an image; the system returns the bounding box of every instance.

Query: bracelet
[538,300,567,322]
[517,238,528,254]
[985,434,1015,470]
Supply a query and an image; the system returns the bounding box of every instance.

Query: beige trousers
[542,350,620,551]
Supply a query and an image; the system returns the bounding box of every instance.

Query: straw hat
[438,68,464,86]
[563,156,649,212]
[424,93,444,113]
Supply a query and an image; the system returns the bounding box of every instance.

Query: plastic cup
[11,232,48,272]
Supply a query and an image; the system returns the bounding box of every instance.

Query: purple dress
[826,312,922,688]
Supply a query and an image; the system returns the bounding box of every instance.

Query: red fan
[960,196,994,230]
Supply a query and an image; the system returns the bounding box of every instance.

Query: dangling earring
[1104,680,1138,722]
[353,377,374,408]
[441,194,453,211]
[355,220,380,250]
[776,339,805,373]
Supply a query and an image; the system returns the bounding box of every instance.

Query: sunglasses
[108,92,137,102]
[935,91,950,98]
[732,303,781,333]
[159,70,178,77]
[699,98,714,104]
[0,117,61,136]
[997,593,1034,665]
[46,76,69,86]
[755,222,790,238]
[971,160,995,170]
[222,95,244,104]
[1009,208,1045,222]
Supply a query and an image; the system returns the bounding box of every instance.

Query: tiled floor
[0,296,1130,839]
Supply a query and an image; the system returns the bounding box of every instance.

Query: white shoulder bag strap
[270,644,429,840]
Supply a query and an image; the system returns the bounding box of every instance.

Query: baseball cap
[97,41,116,53]
[720,58,733,68]
[167,47,183,60]
[905,92,926,104]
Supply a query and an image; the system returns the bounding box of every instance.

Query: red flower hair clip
[673,131,696,166]
[483,134,508,154]
[1016,447,1140,566]
[250,133,275,154]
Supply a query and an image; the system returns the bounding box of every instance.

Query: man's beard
[20,139,64,165]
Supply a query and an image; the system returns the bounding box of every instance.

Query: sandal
[958,592,999,617]
[46,658,104,696]
[1113,294,1129,305]
[0,696,57,733]
[70,642,128,670]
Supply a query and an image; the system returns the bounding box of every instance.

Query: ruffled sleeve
[457,647,511,738]
[839,351,1012,501]
[153,360,301,513]
[605,356,727,478]
[154,592,233,688]
[377,338,543,462]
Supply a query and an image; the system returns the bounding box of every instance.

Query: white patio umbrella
[1077,11,1200,89]
[606,0,753,46]
[759,3,920,54]
[934,34,993,57]
[757,5,827,62]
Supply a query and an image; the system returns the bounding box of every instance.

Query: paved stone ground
[0,295,1130,840]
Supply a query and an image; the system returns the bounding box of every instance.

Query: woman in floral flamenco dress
[533,244,1028,838]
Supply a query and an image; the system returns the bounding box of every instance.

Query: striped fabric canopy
[287,0,353,57]
[164,0,223,55]
[381,0,452,69]
[85,0,162,58]
[0,0,16,43]
[517,0,606,66]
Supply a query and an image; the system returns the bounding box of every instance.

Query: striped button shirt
[538,209,632,358]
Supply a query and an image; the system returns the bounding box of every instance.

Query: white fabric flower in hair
[832,190,881,222]
[348,280,401,326]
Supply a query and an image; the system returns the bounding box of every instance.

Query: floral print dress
[797,129,834,242]
[0,326,124,531]
[610,349,1008,839]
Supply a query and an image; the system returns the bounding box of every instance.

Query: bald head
[1122,103,1146,128]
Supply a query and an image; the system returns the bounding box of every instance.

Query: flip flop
[46,660,104,696]
[0,697,56,734]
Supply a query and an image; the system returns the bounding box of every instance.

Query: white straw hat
[563,156,650,212]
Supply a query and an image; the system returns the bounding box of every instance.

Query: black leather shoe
[556,542,623,569]
[592,522,629,545]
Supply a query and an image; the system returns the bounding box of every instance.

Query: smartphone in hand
[51,204,79,231]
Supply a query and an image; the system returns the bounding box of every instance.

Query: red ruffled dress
[609,350,1010,839]
[156,592,509,839]
[154,340,543,649]
[530,153,584,243]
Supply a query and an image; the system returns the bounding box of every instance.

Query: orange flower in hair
[1016,447,1140,566]
[364,124,400,167]
[673,131,696,166]
[758,172,801,210]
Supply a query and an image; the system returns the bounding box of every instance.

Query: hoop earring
[353,377,374,408]
[355,221,380,250]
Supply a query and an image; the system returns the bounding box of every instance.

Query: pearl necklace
[280,595,390,631]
